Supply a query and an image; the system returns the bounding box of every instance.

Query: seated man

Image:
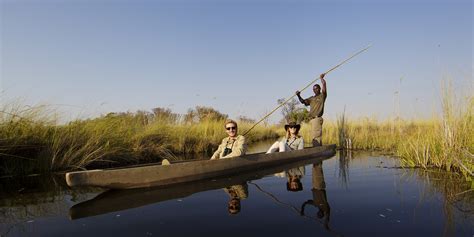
[211,119,247,160]
[224,183,248,215]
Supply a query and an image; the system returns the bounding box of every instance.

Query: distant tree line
[103,101,309,126]
[104,106,232,124]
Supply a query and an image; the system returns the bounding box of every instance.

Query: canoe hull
[70,154,333,220]
[66,144,336,189]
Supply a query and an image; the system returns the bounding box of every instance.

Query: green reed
[0,105,279,176]
[397,80,473,178]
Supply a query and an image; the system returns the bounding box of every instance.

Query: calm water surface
[1,142,473,237]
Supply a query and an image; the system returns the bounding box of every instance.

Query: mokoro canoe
[65,144,336,189]
[69,154,333,220]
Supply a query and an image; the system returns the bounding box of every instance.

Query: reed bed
[299,117,472,179]
[299,79,473,179]
[396,81,473,178]
[1,79,472,177]
[2,104,472,177]
[299,117,408,150]
[0,106,279,176]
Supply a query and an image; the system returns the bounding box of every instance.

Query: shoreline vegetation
[0,105,280,176]
[1,85,472,179]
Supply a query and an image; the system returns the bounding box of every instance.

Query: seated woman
[286,166,305,192]
[266,121,304,153]
[210,119,247,160]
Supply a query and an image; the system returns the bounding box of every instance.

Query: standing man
[296,74,327,146]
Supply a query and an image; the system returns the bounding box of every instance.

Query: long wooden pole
[242,44,372,136]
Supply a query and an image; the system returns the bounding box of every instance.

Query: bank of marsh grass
[0,106,279,176]
[299,80,473,179]
[1,81,472,178]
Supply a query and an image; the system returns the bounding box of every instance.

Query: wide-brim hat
[284,121,301,131]
[286,179,303,192]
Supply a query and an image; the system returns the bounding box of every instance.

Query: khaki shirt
[304,92,327,118]
[280,136,304,150]
[210,135,247,160]
[286,166,305,177]
[224,184,248,200]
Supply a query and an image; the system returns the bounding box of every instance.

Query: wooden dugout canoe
[65,144,336,189]
[69,154,332,220]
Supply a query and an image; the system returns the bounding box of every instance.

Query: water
[0,144,473,237]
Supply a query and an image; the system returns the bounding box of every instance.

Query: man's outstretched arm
[320,73,327,96]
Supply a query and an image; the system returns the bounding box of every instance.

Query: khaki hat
[284,121,301,131]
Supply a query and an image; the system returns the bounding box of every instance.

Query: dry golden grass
[1,79,471,178]
[0,105,279,176]
[298,79,473,179]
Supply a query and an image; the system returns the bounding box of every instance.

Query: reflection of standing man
[301,161,331,229]
[296,74,327,146]
[224,183,248,215]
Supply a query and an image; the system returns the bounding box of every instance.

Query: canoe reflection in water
[224,184,248,215]
[69,153,335,221]
[301,161,331,230]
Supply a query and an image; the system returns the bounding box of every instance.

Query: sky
[1,0,472,123]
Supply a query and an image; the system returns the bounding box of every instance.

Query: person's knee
[278,141,287,152]
[266,141,280,154]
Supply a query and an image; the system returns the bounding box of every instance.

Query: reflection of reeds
[337,150,351,189]
[0,104,279,176]
[401,168,474,236]
[0,174,101,236]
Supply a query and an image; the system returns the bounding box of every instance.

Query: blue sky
[1,0,472,122]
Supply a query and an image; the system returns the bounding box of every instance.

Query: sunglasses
[226,126,237,131]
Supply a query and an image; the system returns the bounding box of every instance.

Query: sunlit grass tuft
[397,80,473,178]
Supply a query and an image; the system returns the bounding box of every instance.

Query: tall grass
[2,79,472,178]
[0,103,57,175]
[299,117,407,150]
[0,105,279,176]
[397,80,473,178]
[299,116,472,178]
[298,79,473,179]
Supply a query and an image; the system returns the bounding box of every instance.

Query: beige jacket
[224,184,248,200]
[210,135,247,160]
[280,136,304,150]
